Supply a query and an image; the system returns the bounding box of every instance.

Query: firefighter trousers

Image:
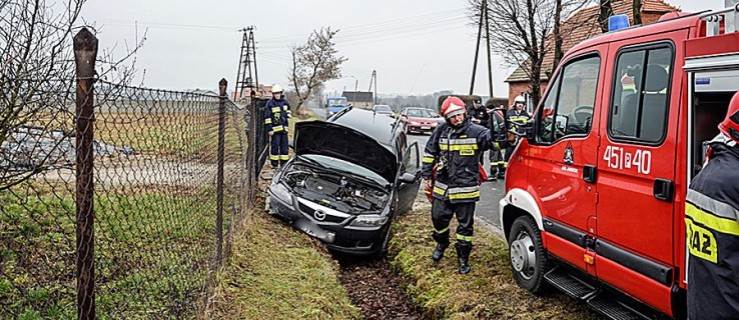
[270,132,289,167]
[431,198,475,245]
[504,145,515,166]
[489,149,505,176]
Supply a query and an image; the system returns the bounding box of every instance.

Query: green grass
[0,182,230,319]
[205,210,359,320]
[388,208,598,320]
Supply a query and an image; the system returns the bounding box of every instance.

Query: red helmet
[441,96,466,119]
[719,91,739,142]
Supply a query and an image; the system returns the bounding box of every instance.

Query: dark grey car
[267,107,422,255]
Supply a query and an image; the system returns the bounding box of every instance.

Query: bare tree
[470,0,589,106]
[633,0,643,25]
[289,27,347,116]
[0,0,143,190]
[553,0,564,71]
[599,0,614,33]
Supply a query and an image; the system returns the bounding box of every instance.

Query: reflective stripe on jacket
[422,118,498,203]
[264,98,291,132]
[686,141,739,319]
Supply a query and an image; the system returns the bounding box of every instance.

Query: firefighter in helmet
[422,96,502,274]
[264,85,292,169]
[487,100,506,180]
[503,95,530,171]
[686,91,739,318]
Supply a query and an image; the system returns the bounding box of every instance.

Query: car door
[396,141,421,214]
[528,51,604,273]
[594,35,684,314]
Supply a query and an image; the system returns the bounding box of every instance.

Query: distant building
[342,91,374,110]
[504,0,679,106]
[234,84,273,100]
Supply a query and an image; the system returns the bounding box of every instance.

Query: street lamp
[349,75,358,106]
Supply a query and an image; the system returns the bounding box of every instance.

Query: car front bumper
[267,189,388,255]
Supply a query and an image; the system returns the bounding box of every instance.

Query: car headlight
[269,182,293,205]
[349,214,388,228]
[410,121,420,126]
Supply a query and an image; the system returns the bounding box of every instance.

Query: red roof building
[504,0,680,105]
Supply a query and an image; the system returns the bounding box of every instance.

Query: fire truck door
[595,34,684,312]
[528,53,603,272]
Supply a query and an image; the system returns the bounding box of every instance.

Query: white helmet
[514,95,526,103]
[272,85,283,94]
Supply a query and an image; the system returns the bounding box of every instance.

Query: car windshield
[302,154,388,185]
[375,105,392,112]
[407,109,433,118]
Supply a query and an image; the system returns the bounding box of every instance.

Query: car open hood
[294,121,397,183]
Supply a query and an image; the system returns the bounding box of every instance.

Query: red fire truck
[500,6,739,319]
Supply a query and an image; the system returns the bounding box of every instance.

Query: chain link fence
[0,28,268,319]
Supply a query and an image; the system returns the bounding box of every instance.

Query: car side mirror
[398,172,416,184]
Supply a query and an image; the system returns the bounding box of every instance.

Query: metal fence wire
[0,28,267,319]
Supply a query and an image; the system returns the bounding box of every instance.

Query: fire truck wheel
[508,215,550,294]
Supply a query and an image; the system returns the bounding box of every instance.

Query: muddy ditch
[335,254,422,320]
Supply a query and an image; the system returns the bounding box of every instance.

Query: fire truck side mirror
[524,124,535,141]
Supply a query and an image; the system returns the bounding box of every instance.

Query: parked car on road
[372,104,395,117]
[267,107,422,256]
[398,107,443,134]
[326,97,349,117]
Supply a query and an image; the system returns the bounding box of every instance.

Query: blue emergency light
[608,15,630,32]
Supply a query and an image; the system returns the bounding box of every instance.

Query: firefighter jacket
[506,109,530,144]
[421,118,499,203]
[506,109,530,128]
[468,106,490,128]
[264,98,291,133]
[686,136,739,319]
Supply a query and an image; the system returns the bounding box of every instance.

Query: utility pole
[235,26,258,100]
[368,70,377,105]
[469,3,484,95]
[483,0,493,99]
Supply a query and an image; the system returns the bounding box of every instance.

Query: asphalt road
[407,133,506,233]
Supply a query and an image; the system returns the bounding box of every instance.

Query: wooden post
[73,27,97,320]
[216,78,227,264]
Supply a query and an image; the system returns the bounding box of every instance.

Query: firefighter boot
[488,166,498,181]
[431,232,449,262]
[497,167,506,179]
[455,241,472,274]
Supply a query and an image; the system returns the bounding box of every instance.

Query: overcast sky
[81,0,721,98]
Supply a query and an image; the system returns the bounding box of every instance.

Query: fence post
[216,78,227,264]
[73,27,97,320]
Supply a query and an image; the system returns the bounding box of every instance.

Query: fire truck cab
[500,6,739,319]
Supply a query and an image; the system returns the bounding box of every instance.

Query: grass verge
[388,207,597,320]
[205,209,359,319]
[1,182,224,319]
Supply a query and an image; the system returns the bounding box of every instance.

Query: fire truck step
[586,293,650,320]
[543,267,596,300]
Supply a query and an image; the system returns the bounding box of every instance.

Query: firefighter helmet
[514,95,526,104]
[719,91,739,142]
[441,96,466,119]
[272,85,283,94]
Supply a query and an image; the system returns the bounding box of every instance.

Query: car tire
[508,215,550,294]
